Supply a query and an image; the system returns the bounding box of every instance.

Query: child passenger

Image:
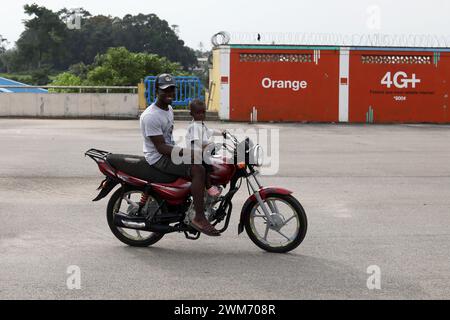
[185,99,224,197]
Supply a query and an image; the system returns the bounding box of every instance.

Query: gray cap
[156,73,177,90]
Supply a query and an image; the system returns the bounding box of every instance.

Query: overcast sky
[1,0,449,50]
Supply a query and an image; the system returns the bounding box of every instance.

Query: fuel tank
[208,156,236,186]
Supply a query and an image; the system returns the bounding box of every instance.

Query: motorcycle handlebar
[223,130,239,144]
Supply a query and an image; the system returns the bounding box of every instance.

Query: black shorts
[152,155,191,179]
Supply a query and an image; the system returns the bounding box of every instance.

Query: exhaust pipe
[113,212,187,233]
[121,220,146,229]
[113,212,146,229]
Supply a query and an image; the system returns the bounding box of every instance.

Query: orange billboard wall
[349,50,450,123]
[229,47,340,122]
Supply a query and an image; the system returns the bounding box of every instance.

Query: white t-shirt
[140,104,175,165]
[185,121,214,150]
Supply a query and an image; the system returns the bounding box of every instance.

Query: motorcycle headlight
[250,144,264,167]
[236,138,263,167]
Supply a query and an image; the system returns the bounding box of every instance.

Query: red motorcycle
[85,131,307,253]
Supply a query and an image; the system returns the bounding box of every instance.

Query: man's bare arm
[150,135,203,162]
[149,135,180,156]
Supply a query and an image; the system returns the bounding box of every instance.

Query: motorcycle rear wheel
[107,187,165,247]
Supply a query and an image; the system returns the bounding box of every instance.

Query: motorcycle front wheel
[244,194,307,253]
[106,187,165,247]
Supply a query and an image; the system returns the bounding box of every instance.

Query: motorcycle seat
[106,154,178,184]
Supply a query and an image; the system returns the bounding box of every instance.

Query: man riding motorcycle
[85,74,308,253]
[139,73,220,236]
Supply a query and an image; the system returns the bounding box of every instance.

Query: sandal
[190,219,221,237]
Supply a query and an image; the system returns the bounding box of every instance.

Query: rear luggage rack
[85,148,111,161]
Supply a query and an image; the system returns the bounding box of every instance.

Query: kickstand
[184,231,201,240]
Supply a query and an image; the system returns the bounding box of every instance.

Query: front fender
[238,187,293,234]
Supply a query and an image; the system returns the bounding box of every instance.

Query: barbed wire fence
[212,31,450,48]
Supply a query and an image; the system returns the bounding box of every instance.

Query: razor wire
[213,31,450,48]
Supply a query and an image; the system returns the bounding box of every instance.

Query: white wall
[0,93,138,118]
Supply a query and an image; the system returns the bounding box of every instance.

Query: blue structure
[144,76,203,107]
[0,77,48,93]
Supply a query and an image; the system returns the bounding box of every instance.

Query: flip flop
[190,219,221,237]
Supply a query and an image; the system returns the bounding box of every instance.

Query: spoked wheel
[244,194,307,253]
[107,187,165,247]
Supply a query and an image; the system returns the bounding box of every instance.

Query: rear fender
[97,159,116,177]
[238,187,293,234]
[92,177,119,202]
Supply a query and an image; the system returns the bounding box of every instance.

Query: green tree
[86,47,183,86]
[51,72,83,85]
[0,35,6,54]
[68,62,89,79]
[111,14,198,70]
[63,14,114,68]
[16,4,68,70]
[30,67,50,85]
[0,48,22,74]
[9,5,198,73]
[49,72,83,92]
[0,35,8,72]
[52,47,184,87]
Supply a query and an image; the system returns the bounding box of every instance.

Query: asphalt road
[1,119,449,299]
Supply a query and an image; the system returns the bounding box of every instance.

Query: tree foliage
[0,48,22,74]
[16,4,69,70]
[0,35,6,54]
[51,72,83,86]
[0,4,198,77]
[50,47,184,87]
[49,72,83,92]
[0,35,8,71]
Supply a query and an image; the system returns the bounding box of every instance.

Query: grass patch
[0,73,34,84]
